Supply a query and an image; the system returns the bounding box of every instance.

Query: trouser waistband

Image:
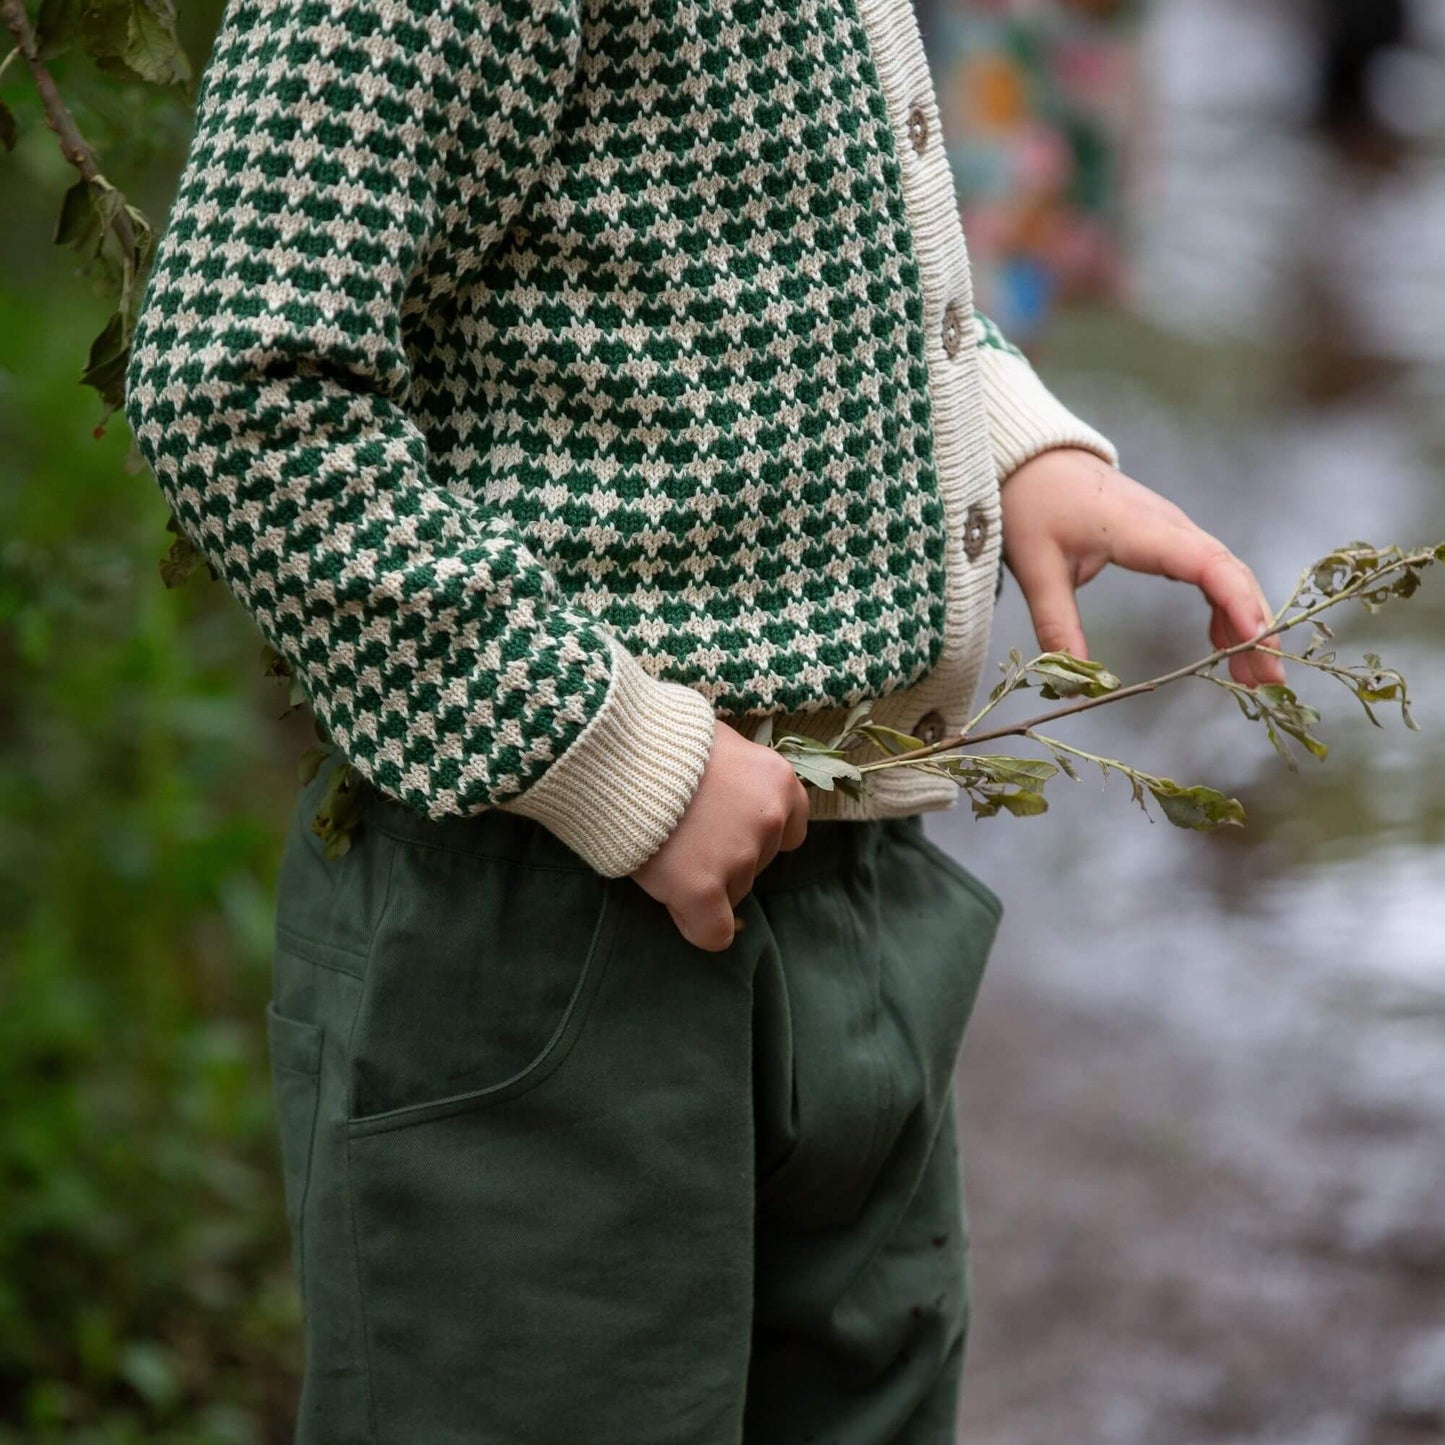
[332,751,921,892]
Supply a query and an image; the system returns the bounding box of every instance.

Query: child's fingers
[1219,567,1286,687]
[1212,605,1257,687]
[1211,606,1252,687]
[1213,603,1287,690]
[1208,601,1254,684]
[1206,556,1281,686]
[669,889,737,953]
[1111,520,1285,685]
[1013,549,1090,659]
[1209,606,1230,655]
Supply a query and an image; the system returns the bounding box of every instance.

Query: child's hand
[1000,448,1287,690]
[630,721,810,952]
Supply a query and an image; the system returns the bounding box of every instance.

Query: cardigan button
[942,300,965,358]
[906,105,929,154]
[963,504,989,560]
[915,710,947,746]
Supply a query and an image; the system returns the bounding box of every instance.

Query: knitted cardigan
[123,0,1119,877]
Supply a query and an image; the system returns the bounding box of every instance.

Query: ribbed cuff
[976,344,1121,483]
[499,635,718,877]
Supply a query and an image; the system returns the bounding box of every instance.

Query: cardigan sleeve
[972,309,1122,483]
[122,0,717,878]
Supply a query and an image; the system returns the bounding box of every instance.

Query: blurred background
[2,0,1443,1440]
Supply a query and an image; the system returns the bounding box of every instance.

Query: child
[122,0,1282,1437]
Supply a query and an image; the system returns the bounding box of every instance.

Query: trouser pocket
[339,827,758,1445]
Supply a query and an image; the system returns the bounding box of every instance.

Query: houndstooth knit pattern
[124,0,1118,876]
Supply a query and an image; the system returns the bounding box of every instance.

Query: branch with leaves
[757,541,1441,830]
[2,0,191,421]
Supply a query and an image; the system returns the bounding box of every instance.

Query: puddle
[924,2,1445,1437]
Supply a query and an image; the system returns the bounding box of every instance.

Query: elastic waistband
[329,753,919,891]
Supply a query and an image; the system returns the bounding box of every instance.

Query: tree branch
[0,0,138,257]
[858,546,1438,774]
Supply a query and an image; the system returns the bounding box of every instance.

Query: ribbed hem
[977,344,1120,483]
[499,635,718,877]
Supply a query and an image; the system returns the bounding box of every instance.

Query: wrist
[1003,445,1119,487]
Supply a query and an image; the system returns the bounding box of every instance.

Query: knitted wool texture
[124,0,1118,875]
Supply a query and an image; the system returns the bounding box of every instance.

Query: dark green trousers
[267,755,1002,1444]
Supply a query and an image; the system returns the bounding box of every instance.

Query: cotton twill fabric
[266,756,1001,1444]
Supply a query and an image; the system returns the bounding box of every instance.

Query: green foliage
[768,730,866,797]
[308,755,363,860]
[2,0,191,425]
[32,0,193,88]
[1025,650,1122,700]
[0,284,304,1442]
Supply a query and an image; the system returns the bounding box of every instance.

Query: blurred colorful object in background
[915,0,1142,348]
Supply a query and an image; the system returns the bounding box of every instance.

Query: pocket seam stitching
[341,833,403,1130]
[266,1004,324,1320]
[344,878,618,1137]
[276,922,370,977]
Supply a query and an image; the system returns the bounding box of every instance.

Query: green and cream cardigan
[123,0,1118,876]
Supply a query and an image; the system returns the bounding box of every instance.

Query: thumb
[1020,563,1089,660]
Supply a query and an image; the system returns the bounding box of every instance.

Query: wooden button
[963,505,989,560]
[915,710,947,746]
[906,105,928,154]
[942,300,965,358]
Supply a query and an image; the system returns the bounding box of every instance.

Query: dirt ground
[952,954,1445,1445]
[941,4,1445,1434]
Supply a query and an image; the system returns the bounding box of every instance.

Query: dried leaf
[785,750,864,792]
[1045,745,1081,782]
[158,532,199,588]
[1146,779,1247,831]
[971,789,1048,819]
[1029,651,1122,700]
[834,698,874,740]
[311,762,364,859]
[125,0,192,87]
[857,722,929,756]
[80,310,130,406]
[967,755,1059,788]
[53,178,96,249]
[996,789,1049,817]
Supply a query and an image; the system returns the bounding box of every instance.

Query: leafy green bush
[0,281,307,1443]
